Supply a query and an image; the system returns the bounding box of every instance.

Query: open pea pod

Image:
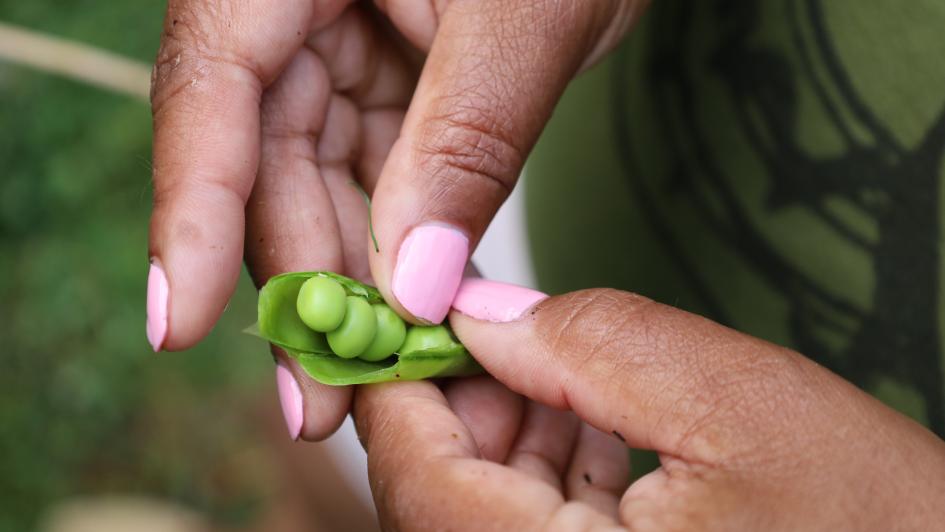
[285,343,483,385]
[247,271,484,385]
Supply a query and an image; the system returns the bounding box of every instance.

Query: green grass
[0,4,274,530]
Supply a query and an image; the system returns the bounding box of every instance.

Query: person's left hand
[353,280,945,531]
[147,0,647,441]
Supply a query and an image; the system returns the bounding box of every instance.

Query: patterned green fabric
[527,0,945,436]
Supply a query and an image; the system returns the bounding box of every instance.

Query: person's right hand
[146,0,648,441]
[353,280,945,530]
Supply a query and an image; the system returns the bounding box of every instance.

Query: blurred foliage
[0,3,275,531]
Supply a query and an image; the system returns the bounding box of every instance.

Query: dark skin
[147,1,945,529]
[356,292,945,530]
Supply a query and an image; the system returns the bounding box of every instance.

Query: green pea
[359,304,407,362]
[327,296,377,358]
[399,325,454,354]
[296,276,347,333]
[251,271,485,384]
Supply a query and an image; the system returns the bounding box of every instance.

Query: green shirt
[527,0,945,437]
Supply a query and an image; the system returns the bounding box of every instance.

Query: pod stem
[350,180,380,253]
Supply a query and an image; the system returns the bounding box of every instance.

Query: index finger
[147,0,330,350]
[367,0,643,325]
[353,382,617,530]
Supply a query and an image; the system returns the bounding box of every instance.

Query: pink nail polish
[452,278,547,323]
[276,361,303,441]
[392,224,469,323]
[146,261,169,351]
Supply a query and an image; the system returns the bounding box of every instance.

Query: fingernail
[276,361,303,441]
[452,278,547,323]
[392,224,469,323]
[146,261,169,351]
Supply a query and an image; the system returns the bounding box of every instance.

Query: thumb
[449,279,835,464]
[449,280,945,532]
[369,0,641,324]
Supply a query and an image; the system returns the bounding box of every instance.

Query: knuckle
[539,289,659,373]
[667,336,804,461]
[414,96,525,199]
[151,2,261,113]
[683,345,808,461]
[152,3,214,103]
[151,33,189,109]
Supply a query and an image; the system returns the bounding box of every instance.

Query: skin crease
[146,0,945,529]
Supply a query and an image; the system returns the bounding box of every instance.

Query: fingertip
[451,278,548,324]
[447,288,578,416]
[148,154,252,351]
[390,223,469,324]
[299,382,352,441]
[274,349,353,441]
[153,218,245,352]
[276,359,304,440]
[366,137,485,325]
[367,172,471,324]
[146,259,169,351]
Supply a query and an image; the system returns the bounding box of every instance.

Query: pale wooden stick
[0,21,151,100]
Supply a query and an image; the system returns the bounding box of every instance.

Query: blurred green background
[0,3,274,530]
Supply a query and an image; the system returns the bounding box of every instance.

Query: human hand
[146,0,407,439]
[353,280,945,530]
[146,0,647,440]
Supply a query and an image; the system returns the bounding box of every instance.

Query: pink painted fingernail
[392,224,469,323]
[452,278,547,323]
[146,261,169,351]
[276,361,303,441]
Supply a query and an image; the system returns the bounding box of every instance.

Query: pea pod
[247,271,483,385]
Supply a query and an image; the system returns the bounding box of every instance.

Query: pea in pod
[247,271,483,385]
